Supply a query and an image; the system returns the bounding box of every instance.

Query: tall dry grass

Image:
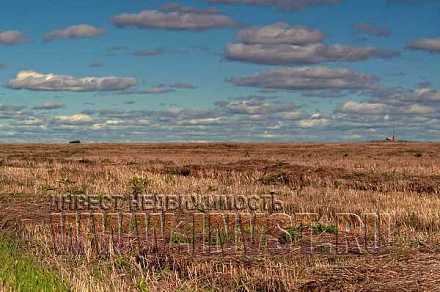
[1,142,440,290]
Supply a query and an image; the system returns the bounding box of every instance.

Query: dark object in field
[167,166,192,177]
[69,140,81,144]
[259,172,292,185]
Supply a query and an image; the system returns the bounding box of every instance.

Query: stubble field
[1,142,440,291]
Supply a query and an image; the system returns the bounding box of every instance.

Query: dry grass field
[1,142,440,291]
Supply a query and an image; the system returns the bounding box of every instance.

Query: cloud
[160,3,221,14]
[0,104,27,120]
[216,98,299,115]
[132,49,163,56]
[89,62,104,68]
[176,117,225,126]
[77,96,305,139]
[414,87,440,101]
[226,43,399,65]
[353,23,391,37]
[386,0,439,5]
[236,22,324,45]
[53,113,94,124]
[340,100,387,115]
[7,70,136,92]
[32,101,65,110]
[143,86,176,94]
[335,83,440,136]
[407,37,440,53]
[208,0,342,11]
[405,104,434,114]
[131,83,197,94]
[0,104,26,112]
[229,66,379,90]
[168,83,197,89]
[0,30,25,45]
[366,85,440,104]
[338,99,436,122]
[301,89,348,98]
[5,85,440,142]
[298,117,330,128]
[225,23,399,65]
[112,5,237,30]
[105,46,130,56]
[44,24,104,41]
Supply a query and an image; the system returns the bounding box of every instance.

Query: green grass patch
[311,223,338,235]
[278,223,338,244]
[0,233,69,292]
[278,226,303,244]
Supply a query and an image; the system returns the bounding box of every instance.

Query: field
[1,142,440,291]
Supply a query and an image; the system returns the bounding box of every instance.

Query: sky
[0,0,439,142]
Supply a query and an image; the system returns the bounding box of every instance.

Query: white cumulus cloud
[8,71,136,92]
[226,23,399,65]
[54,113,94,124]
[44,24,104,41]
[0,30,25,45]
[237,22,324,45]
[112,6,237,30]
[341,101,387,114]
[408,37,440,53]
[229,66,378,90]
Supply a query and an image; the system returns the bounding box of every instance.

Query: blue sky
[0,0,439,142]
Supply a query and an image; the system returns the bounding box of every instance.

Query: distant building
[385,129,397,142]
[385,136,395,142]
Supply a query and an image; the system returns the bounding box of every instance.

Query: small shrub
[129,176,149,195]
